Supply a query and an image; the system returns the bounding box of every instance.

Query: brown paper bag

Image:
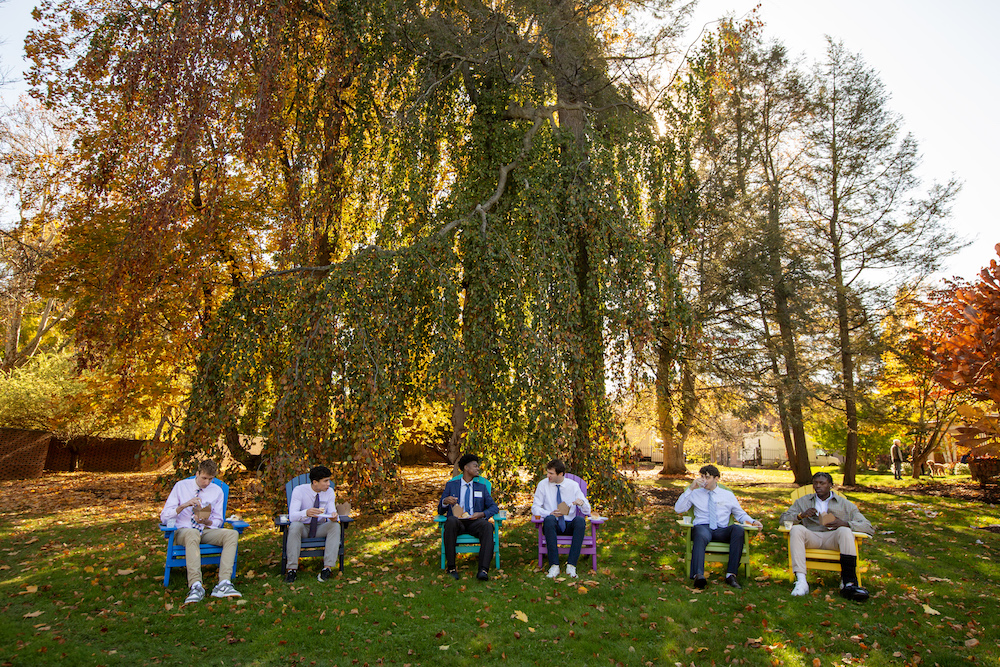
[335,501,352,517]
[820,511,837,526]
[451,504,468,519]
[557,501,571,516]
[195,502,213,522]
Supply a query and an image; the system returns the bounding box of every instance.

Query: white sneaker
[546,564,560,578]
[211,580,243,598]
[184,582,205,604]
[566,564,578,578]
[791,580,809,596]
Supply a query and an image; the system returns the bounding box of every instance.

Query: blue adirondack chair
[274,473,353,573]
[159,477,250,587]
[531,473,606,571]
[433,475,505,569]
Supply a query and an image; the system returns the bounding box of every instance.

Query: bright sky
[2,0,997,282]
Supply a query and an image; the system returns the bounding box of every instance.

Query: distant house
[624,422,663,463]
[739,430,841,468]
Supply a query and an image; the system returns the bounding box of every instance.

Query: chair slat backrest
[565,473,590,515]
[285,473,312,506]
[790,485,813,502]
[449,475,492,493]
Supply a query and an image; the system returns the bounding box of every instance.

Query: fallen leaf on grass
[965,639,979,648]
[23,611,43,618]
[164,603,174,611]
[439,645,450,651]
[922,604,940,616]
[513,610,528,623]
[117,569,135,576]
[84,566,94,573]
[577,586,588,594]
[20,585,38,594]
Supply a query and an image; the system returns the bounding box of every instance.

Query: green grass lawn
[1,467,998,666]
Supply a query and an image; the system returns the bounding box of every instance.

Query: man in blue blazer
[438,454,499,581]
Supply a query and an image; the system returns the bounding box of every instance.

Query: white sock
[796,573,807,584]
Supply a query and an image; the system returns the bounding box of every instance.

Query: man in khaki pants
[780,472,874,602]
[160,460,242,603]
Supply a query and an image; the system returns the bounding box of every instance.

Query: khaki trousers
[175,527,239,585]
[789,525,856,574]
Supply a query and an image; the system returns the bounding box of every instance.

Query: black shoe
[318,568,332,582]
[284,570,297,584]
[840,583,870,603]
[725,575,742,589]
[693,576,707,590]
[447,569,459,580]
[477,569,489,581]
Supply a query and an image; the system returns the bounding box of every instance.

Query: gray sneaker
[210,580,243,598]
[184,583,205,604]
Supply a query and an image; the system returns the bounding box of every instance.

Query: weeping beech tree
[28,0,690,508]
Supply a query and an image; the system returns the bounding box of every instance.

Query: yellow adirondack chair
[779,485,869,584]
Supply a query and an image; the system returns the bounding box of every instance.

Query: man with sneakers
[780,472,874,602]
[674,465,762,590]
[284,465,341,584]
[532,459,591,579]
[438,454,499,581]
[160,460,242,603]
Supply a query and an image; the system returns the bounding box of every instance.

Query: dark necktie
[463,483,472,516]
[308,493,320,538]
[556,484,565,531]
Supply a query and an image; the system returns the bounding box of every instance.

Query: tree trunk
[830,229,860,485]
[656,340,686,475]
[224,425,262,471]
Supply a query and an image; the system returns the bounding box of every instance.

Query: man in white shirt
[780,472,874,602]
[532,459,591,579]
[284,465,341,583]
[673,464,762,590]
[160,460,242,603]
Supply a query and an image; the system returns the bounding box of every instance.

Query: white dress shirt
[674,485,753,527]
[160,477,225,529]
[531,476,591,520]
[289,482,338,524]
[814,491,833,514]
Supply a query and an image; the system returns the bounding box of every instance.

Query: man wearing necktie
[674,465,762,590]
[284,465,341,584]
[438,454,499,581]
[532,459,591,579]
[160,460,242,604]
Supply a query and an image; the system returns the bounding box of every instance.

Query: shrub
[955,462,971,476]
[902,462,913,476]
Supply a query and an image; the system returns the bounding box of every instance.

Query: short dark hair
[699,464,721,478]
[457,454,479,471]
[197,460,218,477]
[546,459,566,475]
[310,465,333,482]
[812,471,834,485]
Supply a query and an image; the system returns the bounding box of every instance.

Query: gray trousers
[287,520,341,570]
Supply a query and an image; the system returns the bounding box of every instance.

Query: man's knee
[542,515,558,530]
[691,525,712,544]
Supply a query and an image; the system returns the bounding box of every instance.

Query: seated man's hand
[572,499,584,506]
[826,517,849,530]
[469,511,485,520]
[305,507,323,518]
[750,520,763,528]
[799,508,819,519]
[443,496,458,506]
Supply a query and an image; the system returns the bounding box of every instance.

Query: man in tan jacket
[780,472,874,602]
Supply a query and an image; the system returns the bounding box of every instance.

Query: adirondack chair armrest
[433,515,446,523]
[339,516,354,526]
[159,524,177,534]
[274,515,290,529]
[589,515,607,525]
[225,520,249,533]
